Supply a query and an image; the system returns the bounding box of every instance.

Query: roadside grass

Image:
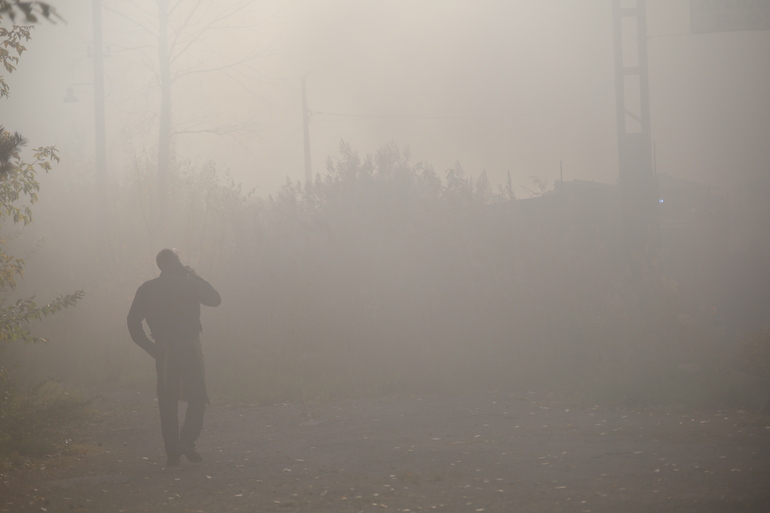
[106,313,770,413]
[26,143,769,416]
[202,326,770,412]
[0,375,93,462]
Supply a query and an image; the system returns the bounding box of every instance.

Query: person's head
[156,248,183,273]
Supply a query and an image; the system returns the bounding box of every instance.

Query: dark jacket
[127,270,221,355]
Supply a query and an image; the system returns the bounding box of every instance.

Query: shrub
[0,369,91,459]
[29,141,751,409]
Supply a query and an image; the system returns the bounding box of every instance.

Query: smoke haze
[1,0,769,407]
[3,1,767,196]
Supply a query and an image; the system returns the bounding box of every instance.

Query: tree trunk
[157,0,172,198]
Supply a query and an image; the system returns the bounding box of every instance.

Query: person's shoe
[165,454,181,467]
[165,446,182,467]
[181,445,203,463]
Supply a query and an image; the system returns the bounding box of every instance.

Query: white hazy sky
[2,0,769,197]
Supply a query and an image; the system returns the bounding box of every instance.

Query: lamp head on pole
[63,87,78,103]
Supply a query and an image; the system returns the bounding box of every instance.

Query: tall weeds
[19,142,759,408]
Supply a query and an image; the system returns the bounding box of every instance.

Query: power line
[310,110,497,121]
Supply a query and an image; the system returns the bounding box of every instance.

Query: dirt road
[2,388,770,513]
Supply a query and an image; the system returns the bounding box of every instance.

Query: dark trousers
[155,338,208,456]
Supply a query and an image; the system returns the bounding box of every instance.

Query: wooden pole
[301,77,312,187]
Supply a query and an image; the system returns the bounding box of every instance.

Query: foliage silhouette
[0,11,86,460]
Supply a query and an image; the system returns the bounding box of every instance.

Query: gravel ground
[2,387,770,513]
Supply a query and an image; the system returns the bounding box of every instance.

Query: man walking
[128,249,221,466]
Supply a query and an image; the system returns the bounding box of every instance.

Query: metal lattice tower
[612,0,659,261]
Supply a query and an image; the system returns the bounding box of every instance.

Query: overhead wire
[309,110,499,122]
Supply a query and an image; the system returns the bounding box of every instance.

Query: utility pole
[612,0,658,263]
[92,0,107,187]
[157,0,172,199]
[301,76,312,187]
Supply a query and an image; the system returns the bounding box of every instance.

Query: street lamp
[62,82,99,103]
[63,87,78,103]
[60,0,108,187]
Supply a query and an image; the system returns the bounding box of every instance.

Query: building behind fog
[514,175,730,322]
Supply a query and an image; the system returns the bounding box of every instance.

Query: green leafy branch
[0,127,79,347]
[0,1,58,24]
[0,127,58,221]
[0,24,31,99]
[0,292,84,344]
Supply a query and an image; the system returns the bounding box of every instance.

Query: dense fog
[2,0,770,406]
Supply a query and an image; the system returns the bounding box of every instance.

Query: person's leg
[157,352,182,464]
[179,340,207,462]
[179,400,206,462]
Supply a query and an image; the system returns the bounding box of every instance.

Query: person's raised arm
[186,267,221,307]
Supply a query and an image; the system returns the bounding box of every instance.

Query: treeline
[18,141,751,407]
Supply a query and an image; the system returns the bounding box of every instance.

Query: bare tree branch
[103,1,158,41]
[168,0,252,64]
[168,0,203,57]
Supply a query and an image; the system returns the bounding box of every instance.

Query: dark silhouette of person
[127,249,221,466]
